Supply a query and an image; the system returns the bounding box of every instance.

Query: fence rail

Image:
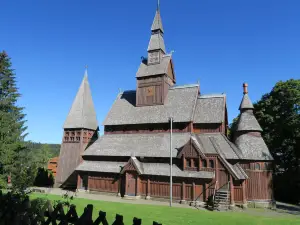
[0,191,162,225]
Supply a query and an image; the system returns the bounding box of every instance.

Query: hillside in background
[26,142,60,158]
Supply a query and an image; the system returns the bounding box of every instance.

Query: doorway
[126,172,136,196]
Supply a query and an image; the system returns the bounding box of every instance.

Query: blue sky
[1,0,299,144]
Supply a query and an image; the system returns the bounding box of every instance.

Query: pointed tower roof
[151,4,164,33]
[234,83,273,161]
[148,1,166,53]
[239,83,254,110]
[236,83,262,132]
[63,69,98,130]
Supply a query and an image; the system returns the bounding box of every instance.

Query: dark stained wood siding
[233,181,243,203]
[240,162,273,201]
[88,174,119,193]
[104,122,191,134]
[136,76,164,106]
[193,123,223,134]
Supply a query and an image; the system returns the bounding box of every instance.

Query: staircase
[213,189,230,210]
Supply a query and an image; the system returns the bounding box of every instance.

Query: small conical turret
[236,83,262,132]
[234,83,273,160]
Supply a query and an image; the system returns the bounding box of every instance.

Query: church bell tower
[55,68,98,188]
[136,1,176,106]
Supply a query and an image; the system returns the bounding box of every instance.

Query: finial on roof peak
[84,65,88,77]
[243,83,248,94]
[157,0,160,11]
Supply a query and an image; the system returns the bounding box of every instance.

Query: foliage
[230,79,300,203]
[53,191,74,209]
[25,141,60,158]
[254,79,300,203]
[0,51,28,190]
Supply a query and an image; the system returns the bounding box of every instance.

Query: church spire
[148,0,166,64]
[63,68,98,130]
[151,0,164,33]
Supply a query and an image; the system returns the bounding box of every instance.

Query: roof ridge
[170,84,199,89]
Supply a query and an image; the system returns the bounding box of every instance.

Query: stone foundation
[247,200,275,209]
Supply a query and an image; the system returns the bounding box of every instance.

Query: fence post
[112,214,124,225]
[133,217,142,225]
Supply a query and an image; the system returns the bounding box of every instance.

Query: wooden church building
[56,3,274,207]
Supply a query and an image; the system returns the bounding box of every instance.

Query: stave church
[55,3,274,208]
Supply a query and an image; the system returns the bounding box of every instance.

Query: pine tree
[0,51,27,188]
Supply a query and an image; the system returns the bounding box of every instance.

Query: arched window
[202,160,207,168]
[209,160,215,168]
[255,163,260,170]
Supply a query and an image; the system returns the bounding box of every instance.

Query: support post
[146,178,151,200]
[242,180,247,208]
[192,182,196,201]
[136,176,141,198]
[77,174,81,190]
[117,176,121,197]
[229,176,235,209]
[169,117,173,207]
[181,181,186,204]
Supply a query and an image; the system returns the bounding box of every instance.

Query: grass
[30,193,300,225]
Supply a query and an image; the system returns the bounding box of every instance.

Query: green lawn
[30,193,300,225]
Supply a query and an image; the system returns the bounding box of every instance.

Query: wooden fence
[0,191,162,225]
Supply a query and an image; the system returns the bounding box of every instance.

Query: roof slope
[193,94,225,123]
[83,132,243,161]
[76,161,126,173]
[194,133,242,159]
[236,111,263,132]
[76,160,214,179]
[83,132,191,158]
[148,33,166,52]
[63,71,98,130]
[102,85,199,125]
[235,134,273,160]
[136,55,171,78]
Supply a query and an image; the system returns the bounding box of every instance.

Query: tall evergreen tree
[0,51,27,188]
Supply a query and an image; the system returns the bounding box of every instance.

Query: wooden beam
[182,181,186,201]
[147,178,151,199]
[230,176,235,206]
[192,182,195,201]
[242,180,247,204]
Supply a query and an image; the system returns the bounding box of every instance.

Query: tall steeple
[136,1,176,106]
[63,68,98,130]
[147,0,166,64]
